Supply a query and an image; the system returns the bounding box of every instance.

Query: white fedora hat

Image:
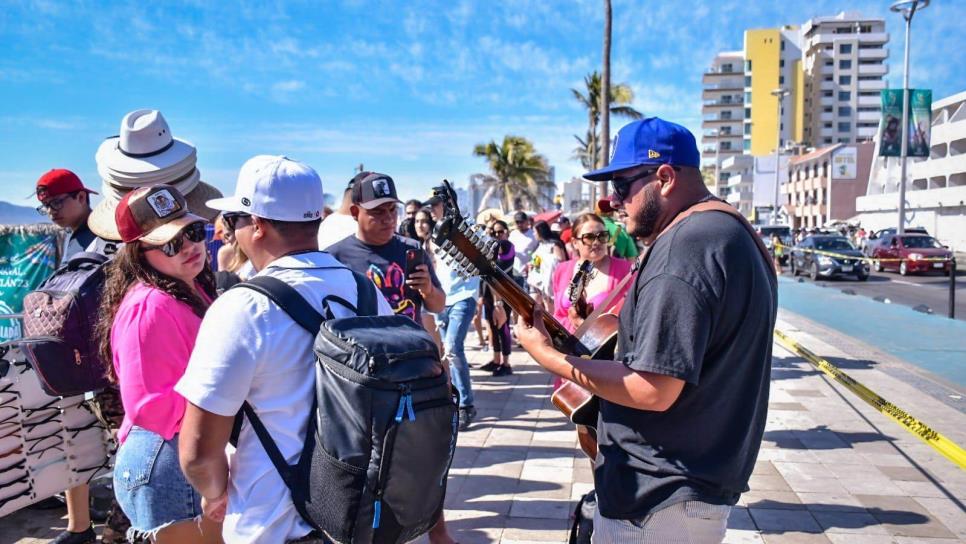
[95,110,196,177]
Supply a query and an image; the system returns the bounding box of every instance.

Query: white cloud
[272,80,305,93]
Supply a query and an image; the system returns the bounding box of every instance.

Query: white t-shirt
[175,252,393,544]
[508,228,538,275]
[317,212,357,250]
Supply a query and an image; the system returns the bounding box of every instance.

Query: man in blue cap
[516,118,777,542]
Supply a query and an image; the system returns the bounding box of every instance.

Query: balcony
[857,125,878,138]
[859,63,888,76]
[820,111,835,122]
[701,131,741,143]
[703,115,742,124]
[858,94,880,107]
[702,146,741,156]
[820,80,836,91]
[857,109,880,122]
[858,79,887,91]
[702,72,744,86]
[859,47,889,60]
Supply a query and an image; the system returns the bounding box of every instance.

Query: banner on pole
[908,89,932,158]
[880,89,903,157]
[0,225,61,343]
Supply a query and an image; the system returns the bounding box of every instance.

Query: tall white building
[721,154,789,221]
[802,12,889,147]
[857,91,966,251]
[701,51,745,192]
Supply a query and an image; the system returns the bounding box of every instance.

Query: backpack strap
[234,276,324,334]
[351,271,378,317]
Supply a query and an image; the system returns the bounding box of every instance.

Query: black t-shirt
[597,210,777,519]
[326,234,441,322]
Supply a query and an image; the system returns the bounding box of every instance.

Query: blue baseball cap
[584,117,700,181]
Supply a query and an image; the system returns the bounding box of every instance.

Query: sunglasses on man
[142,221,207,258]
[611,166,681,202]
[222,212,252,233]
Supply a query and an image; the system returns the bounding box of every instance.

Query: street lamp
[890,0,929,235]
[771,87,790,224]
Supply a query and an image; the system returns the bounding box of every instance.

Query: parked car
[757,225,792,264]
[790,235,869,281]
[862,226,929,257]
[871,234,953,276]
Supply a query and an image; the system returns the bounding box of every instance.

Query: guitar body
[550,313,618,428]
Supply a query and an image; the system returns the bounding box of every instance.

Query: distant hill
[0,201,49,225]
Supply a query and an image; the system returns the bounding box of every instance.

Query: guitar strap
[572,197,775,339]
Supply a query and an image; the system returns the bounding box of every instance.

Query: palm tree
[572,131,595,170]
[472,136,553,213]
[571,71,643,169]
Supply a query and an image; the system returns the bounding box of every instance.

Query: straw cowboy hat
[88,109,222,240]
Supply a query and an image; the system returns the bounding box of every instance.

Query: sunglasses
[35,192,77,215]
[611,166,681,202]
[578,231,611,245]
[223,212,252,233]
[489,228,508,236]
[142,221,207,258]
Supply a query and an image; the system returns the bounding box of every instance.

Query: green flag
[0,225,61,343]
[908,89,932,158]
[880,89,903,157]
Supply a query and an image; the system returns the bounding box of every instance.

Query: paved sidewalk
[2,308,965,543]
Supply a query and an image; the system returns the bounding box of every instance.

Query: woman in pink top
[551,213,634,334]
[93,186,220,543]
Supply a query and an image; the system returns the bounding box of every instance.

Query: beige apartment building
[784,141,874,229]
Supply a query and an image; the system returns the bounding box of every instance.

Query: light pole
[771,88,790,224]
[891,0,929,235]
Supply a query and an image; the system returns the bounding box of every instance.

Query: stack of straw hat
[88,109,222,241]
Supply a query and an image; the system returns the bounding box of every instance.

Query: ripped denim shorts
[113,427,202,540]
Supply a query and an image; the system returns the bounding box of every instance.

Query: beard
[628,182,663,240]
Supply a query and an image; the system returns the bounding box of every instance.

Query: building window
[822,90,834,97]
[779,75,785,85]
[838,138,850,143]
[839,106,852,116]
[860,24,872,33]
[781,40,786,51]
[838,122,851,132]
[823,75,833,81]
[745,60,752,71]
[721,111,732,120]
[744,92,752,103]
[743,140,751,151]
[721,63,733,73]
[780,59,785,67]
[744,108,751,118]
[744,75,752,86]
[823,106,833,113]
[839,90,851,101]
[858,76,880,81]
[839,75,852,85]
[839,59,852,69]
[721,142,732,151]
[824,137,833,144]
[840,44,853,54]
[744,122,752,133]
[823,122,833,128]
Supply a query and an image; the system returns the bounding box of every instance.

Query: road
[787,266,965,321]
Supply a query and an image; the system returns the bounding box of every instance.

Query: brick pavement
[2,308,964,543]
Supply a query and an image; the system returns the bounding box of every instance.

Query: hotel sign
[831,147,857,180]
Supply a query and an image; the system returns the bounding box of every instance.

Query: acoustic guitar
[429,182,618,448]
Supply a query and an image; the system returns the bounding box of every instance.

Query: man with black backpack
[174,155,392,542]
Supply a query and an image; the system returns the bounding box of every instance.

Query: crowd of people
[28,111,776,544]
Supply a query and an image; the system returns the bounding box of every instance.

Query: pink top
[111,282,209,443]
[551,257,634,333]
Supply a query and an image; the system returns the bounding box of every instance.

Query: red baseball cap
[35,169,97,202]
[596,197,617,214]
[114,186,205,244]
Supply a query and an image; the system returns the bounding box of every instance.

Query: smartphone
[405,248,423,276]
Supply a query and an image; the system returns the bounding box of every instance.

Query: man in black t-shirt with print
[517,118,777,543]
[327,172,445,324]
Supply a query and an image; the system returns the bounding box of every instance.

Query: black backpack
[233,271,459,544]
[19,252,111,397]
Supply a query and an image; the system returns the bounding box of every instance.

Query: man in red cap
[35,169,100,262]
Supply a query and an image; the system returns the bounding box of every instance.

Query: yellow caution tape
[774,242,953,264]
[773,328,966,470]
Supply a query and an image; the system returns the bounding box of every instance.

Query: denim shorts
[113,427,202,540]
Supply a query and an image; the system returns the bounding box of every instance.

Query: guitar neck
[481,265,590,357]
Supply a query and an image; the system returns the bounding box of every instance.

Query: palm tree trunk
[599,0,612,196]
[478,184,498,214]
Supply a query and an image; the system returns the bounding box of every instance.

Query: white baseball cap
[206,155,323,221]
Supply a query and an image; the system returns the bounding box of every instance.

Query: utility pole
[771,88,790,224]
[890,0,929,235]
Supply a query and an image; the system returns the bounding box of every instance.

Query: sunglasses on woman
[489,228,508,236]
[143,221,207,257]
[578,231,611,245]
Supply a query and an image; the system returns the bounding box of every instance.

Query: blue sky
[1,0,963,208]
